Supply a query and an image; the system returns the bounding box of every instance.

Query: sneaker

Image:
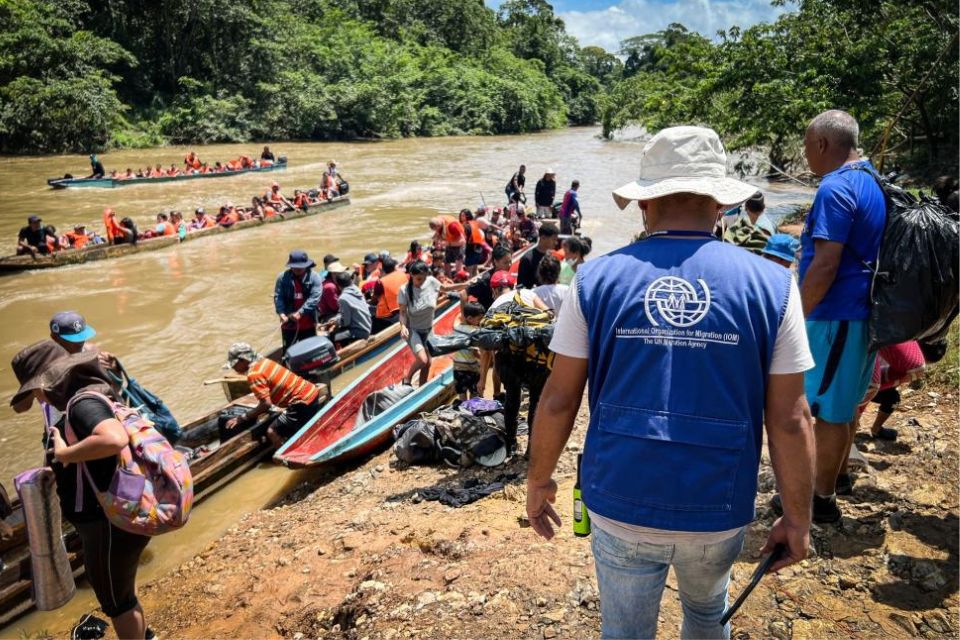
[871,426,898,441]
[835,473,854,496]
[813,494,842,523]
[146,628,158,640]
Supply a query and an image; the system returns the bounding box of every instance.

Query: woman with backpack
[12,349,157,640]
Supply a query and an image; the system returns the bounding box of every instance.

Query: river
[0,126,815,634]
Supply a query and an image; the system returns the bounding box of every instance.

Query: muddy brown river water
[0,126,815,634]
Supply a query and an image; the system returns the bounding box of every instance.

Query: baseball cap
[490,271,516,289]
[323,254,339,267]
[225,342,260,368]
[363,252,379,264]
[49,311,96,343]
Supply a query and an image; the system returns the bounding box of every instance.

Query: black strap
[817,320,850,397]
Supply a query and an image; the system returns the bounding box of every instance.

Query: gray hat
[10,340,70,412]
[226,342,260,368]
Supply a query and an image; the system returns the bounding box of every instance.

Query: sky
[486,0,791,53]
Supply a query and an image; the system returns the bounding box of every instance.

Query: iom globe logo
[644,276,712,328]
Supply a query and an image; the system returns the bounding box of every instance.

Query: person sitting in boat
[102,208,136,245]
[266,182,293,210]
[261,146,276,162]
[190,207,216,231]
[322,270,372,347]
[197,162,211,174]
[166,163,181,177]
[153,213,176,238]
[224,343,322,448]
[170,212,188,240]
[135,168,145,178]
[119,168,134,181]
[249,197,266,220]
[184,151,201,171]
[275,250,324,352]
[322,171,339,200]
[17,215,58,256]
[108,170,119,180]
[240,155,254,169]
[65,223,93,250]
[293,190,309,211]
[87,154,105,179]
[213,161,225,173]
[218,204,241,228]
[149,163,164,178]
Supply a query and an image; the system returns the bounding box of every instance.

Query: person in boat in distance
[17,215,58,256]
[87,154,105,179]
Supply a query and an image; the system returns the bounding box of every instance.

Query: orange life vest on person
[167,167,179,176]
[267,191,283,205]
[184,153,200,169]
[376,270,407,319]
[240,156,253,169]
[226,160,240,170]
[222,210,241,226]
[103,210,124,243]
[263,206,278,218]
[440,215,465,245]
[65,231,90,249]
[159,222,176,236]
[466,221,484,246]
[294,193,308,209]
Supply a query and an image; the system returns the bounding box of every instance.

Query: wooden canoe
[0,383,328,627]
[274,303,462,468]
[0,195,350,274]
[47,158,288,189]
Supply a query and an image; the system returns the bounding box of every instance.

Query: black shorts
[273,398,321,440]
[464,245,485,267]
[454,369,481,394]
[74,519,150,618]
[445,245,465,264]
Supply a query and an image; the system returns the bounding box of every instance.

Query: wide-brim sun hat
[612,126,759,209]
[325,261,348,274]
[286,250,316,269]
[10,340,70,412]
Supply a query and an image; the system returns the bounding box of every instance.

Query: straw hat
[612,126,758,209]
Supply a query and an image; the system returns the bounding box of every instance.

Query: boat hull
[0,196,349,274]
[47,159,287,189]
[274,305,461,468]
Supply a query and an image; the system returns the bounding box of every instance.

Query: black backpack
[856,167,959,350]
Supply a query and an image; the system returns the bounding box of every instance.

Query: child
[453,301,484,401]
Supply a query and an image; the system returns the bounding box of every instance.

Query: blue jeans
[591,525,746,639]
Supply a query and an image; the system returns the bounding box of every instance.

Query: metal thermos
[573,453,591,537]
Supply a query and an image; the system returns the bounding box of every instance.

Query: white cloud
[559,0,790,53]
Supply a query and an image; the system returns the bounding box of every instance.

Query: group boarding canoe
[0,195,350,275]
[0,383,330,627]
[47,158,288,189]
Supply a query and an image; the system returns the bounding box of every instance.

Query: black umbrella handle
[719,543,786,627]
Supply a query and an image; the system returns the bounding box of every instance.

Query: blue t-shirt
[799,160,885,320]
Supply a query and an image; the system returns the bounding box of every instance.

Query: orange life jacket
[159,222,176,236]
[465,221,484,246]
[226,160,241,170]
[240,156,253,169]
[167,168,179,176]
[440,215,464,245]
[65,231,90,249]
[103,210,123,243]
[376,270,407,319]
[222,211,241,226]
[294,194,308,208]
[263,206,278,218]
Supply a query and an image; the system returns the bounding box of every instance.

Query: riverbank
[22,381,958,639]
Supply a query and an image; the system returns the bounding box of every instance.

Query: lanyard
[647,230,717,239]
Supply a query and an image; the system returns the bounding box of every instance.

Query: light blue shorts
[805,320,876,423]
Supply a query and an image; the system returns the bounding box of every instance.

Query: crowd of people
[15,164,347,257]
[6,117,956,640]
[80,147,282,182]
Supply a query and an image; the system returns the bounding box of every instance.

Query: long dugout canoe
[47,158,288,189]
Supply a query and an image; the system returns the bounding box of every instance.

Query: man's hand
[225,417,240,430]
[400,325,410,340]
[526,478,561,540]
[762,516,809,573]
[279,313,289,324]
[291,311,302,321]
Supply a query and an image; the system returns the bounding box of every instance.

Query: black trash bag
[857,169,960,351]
[472,328,508,351]
[358,384,415,425]
[393,419,439,465]
[426,332,473,357]
[71,614,109,640]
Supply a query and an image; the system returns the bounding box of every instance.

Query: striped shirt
[247,359,319,408]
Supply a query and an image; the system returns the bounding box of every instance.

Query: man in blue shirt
[558,180,581,235]
[526,126,815,639]
[789,110,884,518]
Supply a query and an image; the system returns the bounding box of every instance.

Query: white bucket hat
[612,126,758,209]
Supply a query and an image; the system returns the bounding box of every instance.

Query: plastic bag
[862,172,959,350]
[393,419,438,465]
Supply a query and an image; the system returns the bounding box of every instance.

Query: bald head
[804,109,861,176]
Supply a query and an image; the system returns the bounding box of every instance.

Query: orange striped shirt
[247,359,319,407]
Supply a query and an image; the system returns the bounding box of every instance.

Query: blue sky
[486,0,791,53]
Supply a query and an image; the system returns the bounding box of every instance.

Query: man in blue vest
[785,110,884,512]
[526,126,816,639]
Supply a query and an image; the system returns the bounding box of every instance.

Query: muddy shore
[28,386,959,639]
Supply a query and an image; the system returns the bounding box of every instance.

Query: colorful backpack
[65,391,193,536]
[481,292,556,369]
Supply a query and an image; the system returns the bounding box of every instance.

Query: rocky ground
[36,387,958,639]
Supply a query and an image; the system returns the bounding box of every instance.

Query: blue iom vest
[578,234,792,532]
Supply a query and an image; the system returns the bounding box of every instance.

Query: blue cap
[50,311,96,343]
[762,234,800,264]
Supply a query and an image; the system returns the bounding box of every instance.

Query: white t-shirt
[533,283,568,313]
[551,275,813,544]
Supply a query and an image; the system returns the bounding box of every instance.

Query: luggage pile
[393,399,508,468]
